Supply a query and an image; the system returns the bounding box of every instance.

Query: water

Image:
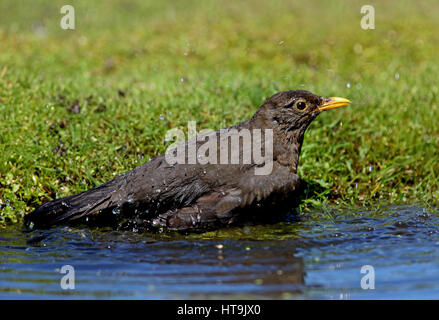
[1,205,438,299]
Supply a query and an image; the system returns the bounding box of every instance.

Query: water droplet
[190,215,197,225]
[395,73,400,80]
[155,189,161,193]
[353,43,363,54]
[346,82,351,88]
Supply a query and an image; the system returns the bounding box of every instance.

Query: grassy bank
[1,0,439,225]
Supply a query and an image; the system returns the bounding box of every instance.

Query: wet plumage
[24,90,350,232]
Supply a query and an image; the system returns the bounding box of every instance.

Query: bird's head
[258,90,351,136]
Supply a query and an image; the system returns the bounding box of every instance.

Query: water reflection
[1,205,438,299]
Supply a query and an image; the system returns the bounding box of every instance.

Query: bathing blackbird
[24,90,350,232]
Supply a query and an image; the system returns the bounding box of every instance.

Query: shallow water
[1,205,439,299]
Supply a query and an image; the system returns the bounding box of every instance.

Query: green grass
[1,0,439,225]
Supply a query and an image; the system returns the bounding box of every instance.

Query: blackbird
[24,90,350,232]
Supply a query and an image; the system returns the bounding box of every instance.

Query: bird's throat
[272,127,304,173]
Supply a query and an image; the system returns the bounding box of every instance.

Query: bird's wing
[122,127,261,211]
[152,162,300,230]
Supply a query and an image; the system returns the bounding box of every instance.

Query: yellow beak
[318,97,351,112]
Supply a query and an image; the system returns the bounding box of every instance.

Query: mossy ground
[1,0,439,225]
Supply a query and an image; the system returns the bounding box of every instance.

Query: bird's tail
[24,176,125,230]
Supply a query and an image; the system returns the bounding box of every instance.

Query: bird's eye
[295,100,308,112]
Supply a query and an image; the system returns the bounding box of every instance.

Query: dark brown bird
[24,90,350,232]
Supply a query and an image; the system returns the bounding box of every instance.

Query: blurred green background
[1,0,438,224]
